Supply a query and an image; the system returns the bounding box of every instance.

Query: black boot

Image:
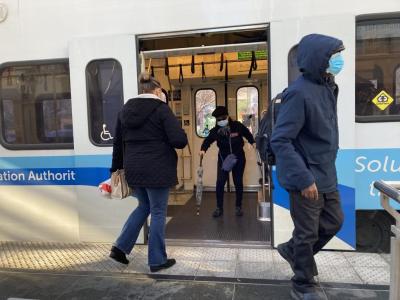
[150,258,176,272]
[109,246,129,265]
[212,208,223,218]
[235,206,243,216]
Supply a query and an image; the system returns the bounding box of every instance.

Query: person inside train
[109,72,188,272]
[270,34,345,300]
[199,106,255,218]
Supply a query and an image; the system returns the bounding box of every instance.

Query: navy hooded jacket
[270,34,344,192]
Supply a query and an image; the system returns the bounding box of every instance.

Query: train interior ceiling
[138,28,271,246]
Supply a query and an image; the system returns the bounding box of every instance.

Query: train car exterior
[0,0,399,252]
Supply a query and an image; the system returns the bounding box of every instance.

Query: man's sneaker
[235,206,243,216]
[150,258,176,272]
[290,289,326,300]
[109,246,129,265]
[212,208,223,218]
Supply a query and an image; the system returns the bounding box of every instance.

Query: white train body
[0,0,399,251]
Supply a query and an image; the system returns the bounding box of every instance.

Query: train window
[288,44,301,85]
[86,59,124,146]
[356,17,400,122]
[195,89,216,137]
[237,86,259,135]
[396,66,400,104]
[0,61,73,149]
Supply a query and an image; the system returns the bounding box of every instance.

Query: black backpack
[256,91,284,165]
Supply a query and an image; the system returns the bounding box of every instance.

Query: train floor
[0,241,390,299]
[165,192,271,243]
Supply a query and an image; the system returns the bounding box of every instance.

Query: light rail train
[0,0,399,252]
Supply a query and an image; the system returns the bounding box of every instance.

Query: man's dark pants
[283,190,344,293]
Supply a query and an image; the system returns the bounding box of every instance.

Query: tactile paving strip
[0,241,391,285]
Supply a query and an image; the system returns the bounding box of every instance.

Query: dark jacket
[201,119,255,158]
[270,34,343,192]
[111,96,188,188]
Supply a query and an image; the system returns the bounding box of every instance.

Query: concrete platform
[0,270,390,300]
[0,241,391,299]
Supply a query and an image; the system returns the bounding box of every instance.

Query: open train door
[68,35,144,242]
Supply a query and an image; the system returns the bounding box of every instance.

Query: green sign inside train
[238,50,267,60]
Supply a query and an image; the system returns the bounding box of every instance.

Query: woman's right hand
[199,150,205,157]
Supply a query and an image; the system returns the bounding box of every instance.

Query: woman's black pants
[216,153,246,210]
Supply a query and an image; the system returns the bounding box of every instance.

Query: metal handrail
[374,181,400,224]
[373,180,400,300]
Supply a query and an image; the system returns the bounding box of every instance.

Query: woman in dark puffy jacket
[109,72,188,272]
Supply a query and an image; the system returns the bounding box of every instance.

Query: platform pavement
[0,241,391,299]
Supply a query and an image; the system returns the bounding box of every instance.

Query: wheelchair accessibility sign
[100,124,113,141]
[372,90,394,111]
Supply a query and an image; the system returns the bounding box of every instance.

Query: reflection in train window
[41,97,72,142]
[2,99,15,143]
[356,17,400,122]
[237,86,258,135]
[0,61,73,149]
[396,65,400,104]
[195,89,216,138]
[86,59,124,146]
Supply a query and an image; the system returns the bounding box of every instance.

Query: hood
[297,34,344,82]
[120,97,163,129]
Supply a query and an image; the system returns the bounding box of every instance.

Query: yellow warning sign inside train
[372,90,394,111]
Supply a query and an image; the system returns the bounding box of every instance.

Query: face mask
[326,52,344,76]
[217,119,228,127]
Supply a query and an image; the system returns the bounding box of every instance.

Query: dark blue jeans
[114,187,169,266]
[216,152,246,209]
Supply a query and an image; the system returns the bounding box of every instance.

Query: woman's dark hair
[138,72,161,93]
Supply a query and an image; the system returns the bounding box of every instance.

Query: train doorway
[137,25,271,247]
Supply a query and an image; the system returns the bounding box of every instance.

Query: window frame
[235,85,260,126]
[194,88,217,138]
[355,14,400,123]
[0,59,73,150]
[85,58,124,147]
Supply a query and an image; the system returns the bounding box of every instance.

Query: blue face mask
[326,52,344,76]
[217,119,228,127]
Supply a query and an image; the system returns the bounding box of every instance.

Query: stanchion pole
[389,223,400,300]
[373,181,400,300]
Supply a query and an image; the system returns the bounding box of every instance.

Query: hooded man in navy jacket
[270,34,345,300]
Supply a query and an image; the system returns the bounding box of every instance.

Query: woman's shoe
[150,258,176,272]
[235,207,243,216]
[109,246,129,265]
[212,208,223,218]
